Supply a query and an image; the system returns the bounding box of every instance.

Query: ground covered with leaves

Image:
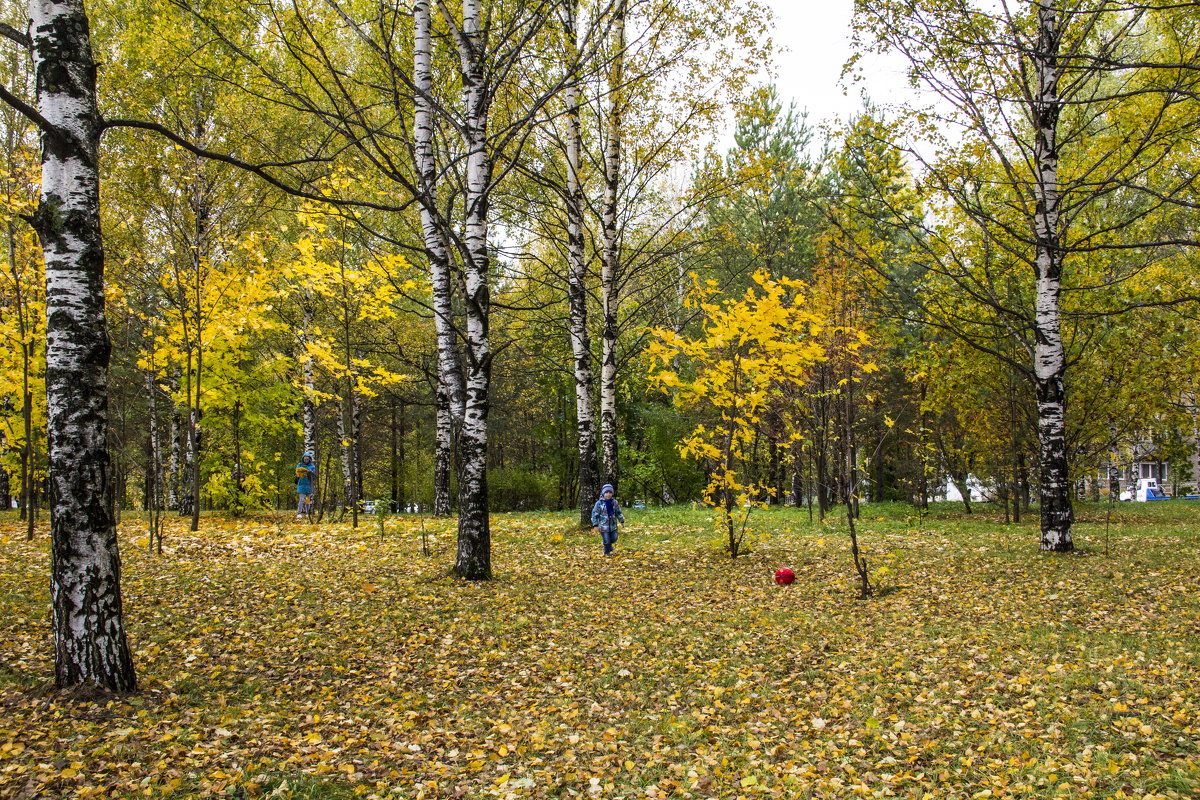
[1,503,1198,799]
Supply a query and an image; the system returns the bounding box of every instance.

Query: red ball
[774,567,795,586]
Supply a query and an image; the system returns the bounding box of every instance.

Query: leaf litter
[0,505,1197,798]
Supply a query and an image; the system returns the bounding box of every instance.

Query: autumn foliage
[649,271,874,558]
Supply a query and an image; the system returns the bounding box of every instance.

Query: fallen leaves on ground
[0,505,1197,799]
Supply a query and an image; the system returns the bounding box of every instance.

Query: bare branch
[101,117,414,214]
[0,80,56,135]
[0,21,30,50]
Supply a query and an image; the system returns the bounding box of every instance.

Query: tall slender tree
[414,0,465,518]
[853,0,1200,551]
[0,0,136,690]
[598,0,626,492]
[561,0,601,526]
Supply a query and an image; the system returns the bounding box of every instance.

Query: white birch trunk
[434,402,453,516]
[562,0,601,527]
[415,0,465,517]
[33,0,135,691]
[187,176,207,533]
[167,395,180,511]
[451,0,492,579]
[352,387,363,505]
[300,291,317,461]
[599,0,626,491]
[180,389,196,519]
[1030,1,1073,552]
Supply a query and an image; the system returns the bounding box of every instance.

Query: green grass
[0,502,1197,799]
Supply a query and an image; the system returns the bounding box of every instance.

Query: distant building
[1096,435,1188,498]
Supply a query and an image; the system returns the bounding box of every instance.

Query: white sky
[761,0,914,126]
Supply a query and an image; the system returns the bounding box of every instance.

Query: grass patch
[1,503,1198,798]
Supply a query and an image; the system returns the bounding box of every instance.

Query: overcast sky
[762,0,913,125]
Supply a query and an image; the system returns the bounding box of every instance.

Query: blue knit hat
[601,484,614,495]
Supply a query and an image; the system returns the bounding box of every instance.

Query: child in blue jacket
[295,453,317,518]
[591,484,625,556]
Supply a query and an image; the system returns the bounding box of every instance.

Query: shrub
[489,467,552,511]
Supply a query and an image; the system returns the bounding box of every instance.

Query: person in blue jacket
[295,453,317,519]
[591,483,625,556]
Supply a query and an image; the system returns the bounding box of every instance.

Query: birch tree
[287,199,412,522]
[413,0,464,518]
[597,0,626,492]
[852,0,1200,551]
[0,0,136,690]
[561,0,601,526]
[586,0,769,496]
[300,289,317,468]
[111,142,274,528]
[499,0,770,514]
[648,271,868,557]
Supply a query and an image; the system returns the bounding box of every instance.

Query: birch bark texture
[414,0,465,518]
[182,163,209,533]
[300,289,317,462]
[167,393,181,511]
[30,0,136,690]
[449,0,493,580]
[599,0,626,492]
[1029,1,1072,551]
[561,0,601,528]
[144,368,164,552]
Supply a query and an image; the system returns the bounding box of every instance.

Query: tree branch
[0,22,30,49]
[0,80,57,135]
[101,117,413,213]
